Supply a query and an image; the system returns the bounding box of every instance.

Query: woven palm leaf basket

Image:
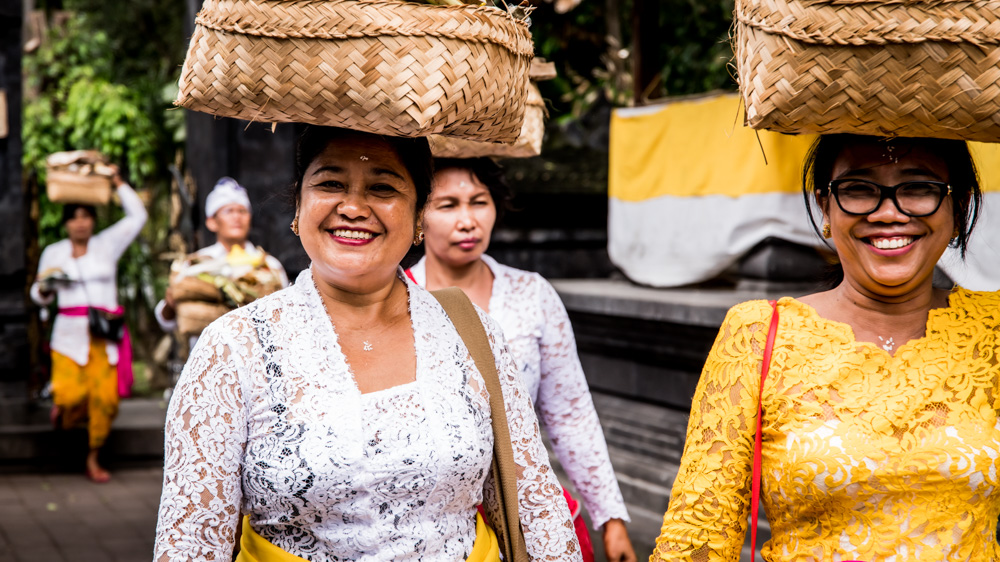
[735,0,1000,141]
[429,81,545,158]
[176,0,534,143]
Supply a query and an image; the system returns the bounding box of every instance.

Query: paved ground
[0,466,162,562]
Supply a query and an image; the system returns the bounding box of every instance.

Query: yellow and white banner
[608,93,1000,290]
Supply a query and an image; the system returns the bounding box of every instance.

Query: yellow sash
[235,512,499,562]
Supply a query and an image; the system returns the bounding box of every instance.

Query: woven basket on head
[176,0,534,143]
[429,82,545,158]
[46,150,113,205]
[176,301,232,336]
[735,0,1000,141]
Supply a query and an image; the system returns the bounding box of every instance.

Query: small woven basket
[176,0,534,142]
[46,150,113,205]
[170,276,223,303]
[176,301,232,335]
[429,82,545,158]
[735,0,1000,141]
[46,171,112,205]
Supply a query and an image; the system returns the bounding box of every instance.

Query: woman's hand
[109,164,125,188]
[602,518,637,562]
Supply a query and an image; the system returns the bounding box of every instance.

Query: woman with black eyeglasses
[652,134,1000,561]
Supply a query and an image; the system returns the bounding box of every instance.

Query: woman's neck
[423,253,494,310]
[313,269,409,330]
[70,240,88,258]
[802,278,952,352]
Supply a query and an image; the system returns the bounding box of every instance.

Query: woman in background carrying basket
[154,127,580,561]
[30,166,148,484]
[652,134,999,561]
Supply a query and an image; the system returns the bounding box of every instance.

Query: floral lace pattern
[411,255,629,529]
[154,267,579,561]
[653,288,1000,562]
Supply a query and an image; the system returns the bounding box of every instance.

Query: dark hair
[292,126,433,212]
[61,203,97,224]
[802,134,982,258]
[432,157,515,225]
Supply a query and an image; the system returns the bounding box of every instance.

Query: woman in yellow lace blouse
[652,134,998,561]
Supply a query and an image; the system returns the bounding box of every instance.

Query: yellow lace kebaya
[653,288,1000,562]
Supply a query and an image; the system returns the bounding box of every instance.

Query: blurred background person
[154,176,288,332]
[407,157,636,562]
[29,166,148,483]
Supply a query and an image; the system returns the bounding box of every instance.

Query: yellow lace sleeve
[651,300,776,562]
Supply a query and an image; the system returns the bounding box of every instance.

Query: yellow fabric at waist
[235,512,499,562]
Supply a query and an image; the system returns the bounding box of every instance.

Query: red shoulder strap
[751,300,779,561]
[403,268,418,284]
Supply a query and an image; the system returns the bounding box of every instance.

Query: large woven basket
[428,82,545,158]
[735,0,1000,141]
[176,0,534,143]
[176,301,232,335]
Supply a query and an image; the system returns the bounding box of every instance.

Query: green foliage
[531,0,736,122]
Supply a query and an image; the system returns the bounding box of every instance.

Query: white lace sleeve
[535,279,629,529]
[477,308,582,561]
[154,320,247,561]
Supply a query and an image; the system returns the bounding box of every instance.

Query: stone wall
[0,3,28,383]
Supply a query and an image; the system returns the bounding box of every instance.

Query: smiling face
[422,167,497,268]
[820,141,955,298]
[206,203,251,247]
[298,135,420,292]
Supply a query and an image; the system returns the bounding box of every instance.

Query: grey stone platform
[0,388,167,472]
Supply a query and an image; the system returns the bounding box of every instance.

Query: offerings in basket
[45,150,114,205]
[170,245,284,334]
[735,0,1000,141]
[175,0,535,143]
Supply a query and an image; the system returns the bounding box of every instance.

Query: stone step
[0,398,167,470]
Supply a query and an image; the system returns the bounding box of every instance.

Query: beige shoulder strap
[431,287,529,562]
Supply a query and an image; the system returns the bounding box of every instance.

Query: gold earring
[953,227,960,239]
[822,223,831,239]
[413,226,424,246]
[290,215,299,236]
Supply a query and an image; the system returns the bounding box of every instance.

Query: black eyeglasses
[828,179,952,217]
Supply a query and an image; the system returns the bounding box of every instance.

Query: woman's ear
[815,189,831,218]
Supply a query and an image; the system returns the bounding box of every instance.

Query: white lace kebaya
[409,255,630,529]
[154,267,579,561]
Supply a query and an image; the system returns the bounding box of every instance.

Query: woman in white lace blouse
[153,127,579,562]
[407,158,635,562]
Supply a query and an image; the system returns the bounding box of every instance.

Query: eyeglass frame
[826,179,953,218]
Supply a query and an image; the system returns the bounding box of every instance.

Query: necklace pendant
[363,341,373,352]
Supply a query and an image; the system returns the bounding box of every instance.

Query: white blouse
[409,255,629,529]
[154,268,580,561]
[29,183,148,366]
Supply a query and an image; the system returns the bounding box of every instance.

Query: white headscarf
[205,177,251,218]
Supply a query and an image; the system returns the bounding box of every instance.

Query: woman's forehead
[833,142,949,178]
[310,136,406,171]
[432,168,488,194]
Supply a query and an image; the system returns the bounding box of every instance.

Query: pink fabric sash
[58,306,133,398]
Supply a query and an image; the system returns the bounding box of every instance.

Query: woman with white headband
[154,177,289,332]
